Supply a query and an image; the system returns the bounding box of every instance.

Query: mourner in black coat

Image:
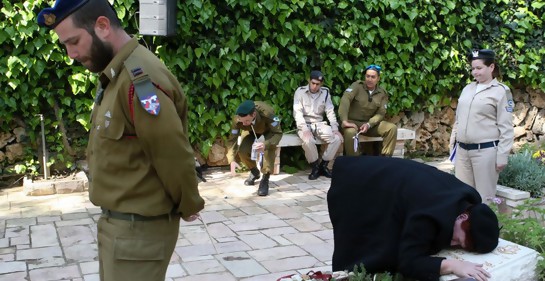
[327,156,500,281]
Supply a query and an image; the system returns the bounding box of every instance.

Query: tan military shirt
[338,81,388,128]
[293,85,339,132]
[87,37,204,217]
[450,78,514,165]
[226,101,282,163]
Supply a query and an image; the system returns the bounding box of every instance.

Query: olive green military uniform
[226,101,282,174]
[338,82,397,156]
[88,38,205,281]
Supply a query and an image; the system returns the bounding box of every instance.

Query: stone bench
[272,128,416,174]
[437,238,540,281]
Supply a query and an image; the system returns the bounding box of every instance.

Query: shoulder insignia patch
[506,106,513,112]
[345,88,353,92]
[140,93,161,115]
[271,116,281,127]
[231,129,239,135]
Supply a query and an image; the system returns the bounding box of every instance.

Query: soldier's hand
[230,161,241,176]
[182,213,200,222]
[302,130,313,142]
[342,120,358,130]
[254,142,265,152]
[359,123,370,133]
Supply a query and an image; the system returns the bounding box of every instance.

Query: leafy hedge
[1,0,544,171]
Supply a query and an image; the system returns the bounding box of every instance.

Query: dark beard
[87,30,114,73]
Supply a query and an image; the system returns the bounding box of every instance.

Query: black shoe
[308,160,320,180]
[244,167,260,186]
[320,160,332,178]
[257,173,270,196]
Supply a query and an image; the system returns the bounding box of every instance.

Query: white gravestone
[438,239,540,281]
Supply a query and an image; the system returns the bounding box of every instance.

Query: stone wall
[0,127,27,173]
[386,86,545,156]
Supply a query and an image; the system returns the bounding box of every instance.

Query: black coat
[327,156,482,281]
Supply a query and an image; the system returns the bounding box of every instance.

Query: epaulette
[124,55,161,116]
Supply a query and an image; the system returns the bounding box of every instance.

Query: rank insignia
[131,67,143,77]
[140,93,161,115]
[43,13,56,26]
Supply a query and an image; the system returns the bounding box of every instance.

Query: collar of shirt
[98,37,139,85]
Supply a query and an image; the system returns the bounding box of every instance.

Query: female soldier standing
[450,49,514,201]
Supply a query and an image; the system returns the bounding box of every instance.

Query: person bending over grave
[328,156,500,281]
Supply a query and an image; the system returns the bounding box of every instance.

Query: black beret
[471,49,496,61]
[37,0,90,28]
[236,100,255,115]
[310,70,324,82]
[469,204,500,253]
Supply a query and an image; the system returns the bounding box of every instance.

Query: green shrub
[499,150,545,197]
[494,199,545,280]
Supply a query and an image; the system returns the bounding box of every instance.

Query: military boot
[308,160,320,180]
[257,173,270,196]
[319,160,332,178]
[244,167,260,186]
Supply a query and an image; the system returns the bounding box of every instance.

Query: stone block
[55,180,84,194]
[496,185,531,201]
[23,181,55,196]
[438,239,540,281]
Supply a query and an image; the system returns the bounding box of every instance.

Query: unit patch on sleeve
[140,93,161,115]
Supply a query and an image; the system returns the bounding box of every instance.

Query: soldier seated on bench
[338,64,397,156]
[328,156,500,281]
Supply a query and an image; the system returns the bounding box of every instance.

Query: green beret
[37,0,90,28]
[469,203,500,253]
[236,100,255,116]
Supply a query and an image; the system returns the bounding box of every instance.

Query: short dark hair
[71,0,121,33]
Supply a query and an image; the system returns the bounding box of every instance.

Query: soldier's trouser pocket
[114,237,165,261]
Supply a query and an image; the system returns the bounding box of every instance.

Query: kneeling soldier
[227,100,282,196]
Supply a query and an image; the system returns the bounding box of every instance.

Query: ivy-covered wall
[0,0,544,172]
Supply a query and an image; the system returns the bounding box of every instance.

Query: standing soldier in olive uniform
[227,100,282,196]
[450,49,514,201]
[37,1,204,281]
[338,64,397,156]
[293,70,343,180]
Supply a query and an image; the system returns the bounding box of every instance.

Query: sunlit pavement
[0,158,453,281]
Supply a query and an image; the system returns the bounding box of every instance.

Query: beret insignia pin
[472,50,479,58]
[43,13,56,26]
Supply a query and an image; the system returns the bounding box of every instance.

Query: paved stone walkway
[0,159,453,281]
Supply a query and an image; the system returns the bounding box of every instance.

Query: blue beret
[471,49,496,61]
[236,100,255,116]
[310,70,324,82]
[37,0,90,28]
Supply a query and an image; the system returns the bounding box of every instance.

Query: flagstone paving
[0,158,453,281]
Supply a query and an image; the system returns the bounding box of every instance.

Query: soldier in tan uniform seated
[338,64,397,156]
[38,1,204,280]
[293,70,343,180]
[227,100,282,196]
